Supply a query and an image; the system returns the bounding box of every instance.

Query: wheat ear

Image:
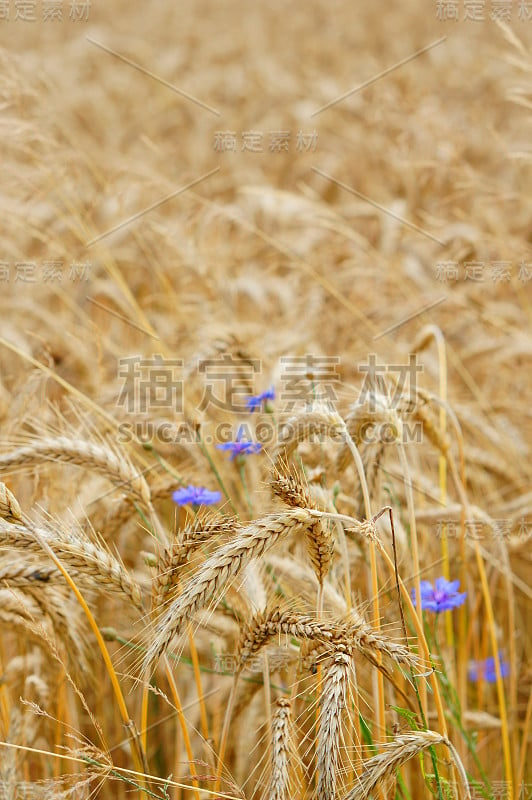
[143,508,317,674]
[270,466,332,587]
[153,513,240,609]
[0,482,23,523]
[342,730,470,800]
[0,437,151,506]
[0,520,143,609]
[267,698,293,800]
[316,646,351,800]
[272,404,345,468]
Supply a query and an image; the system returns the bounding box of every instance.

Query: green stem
[428,617,491,794]
[144,445,185,483]
[238,460,253,516]
[195,430,239,516]
[81,757,164,799]
[110,633,288,693]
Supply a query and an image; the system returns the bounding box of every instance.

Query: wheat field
[0,2,531,798]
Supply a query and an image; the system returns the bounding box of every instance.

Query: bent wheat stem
[337,417,385,741]
[29,526,146,782]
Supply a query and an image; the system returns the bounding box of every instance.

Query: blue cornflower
[216,425,262,461]
[468,654,510,683]
[172,485,221,507]
[246,386,275,412]
[411,577,467,613]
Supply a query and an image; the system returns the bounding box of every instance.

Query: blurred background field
[0,2,531,798]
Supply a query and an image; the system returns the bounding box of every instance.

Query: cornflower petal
[172,485,221,506]
[411,576,466,613]
[468,653,509,683]
[245,386,276,412]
